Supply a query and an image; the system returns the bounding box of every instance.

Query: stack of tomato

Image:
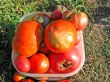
[12,6,88,75]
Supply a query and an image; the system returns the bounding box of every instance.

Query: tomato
[32,13,50,28]
[57,79,72,82]
[44,20,77,53]
[12,21,44,57]
[48,47,81,73]
[13,72,25,82]
[30,53,49,73]
[21,78,34,82]
[39,42,50,54]
[75,31,81,45]
[51,9,62,20]
[14,56,30,72]
[69,12,88,31]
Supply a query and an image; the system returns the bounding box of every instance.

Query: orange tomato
[12,21,44,57]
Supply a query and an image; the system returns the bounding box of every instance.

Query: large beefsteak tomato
[48,47,81,73]
[44,20,77,53]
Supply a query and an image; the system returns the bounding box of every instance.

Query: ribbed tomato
[69,12,88,31]
[12,21,44,57]
[44,20,77,53]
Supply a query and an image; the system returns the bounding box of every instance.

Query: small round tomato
[13,72,25,82]
[12,21,44,57]
[30,53,49,73]
[57,79,72,82]
[14,56,30,72]
[51,9,62,20]
[69,12,88,31]
[44,20,77,53]
[49,47,81,73]
[21,78,34,82]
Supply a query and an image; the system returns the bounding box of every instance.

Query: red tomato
[13,72,25,82]
[51,9,62,20]
[75,31,81,45]
[30,53,49,73]
[21,78,34,82]
[14,56,30,72]
[48,47,81,73]
[44,20,77,53]
[69,12,88,31]
[57,79,72,82]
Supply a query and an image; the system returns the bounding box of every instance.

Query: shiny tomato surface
[30,53,49,73]
[44,20,77,53]
[49,47,81,73]
[12,21,44,57]
[69,12,88,31]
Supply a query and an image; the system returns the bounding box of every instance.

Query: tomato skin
[30,53,49,73]
[69,12,88,31]
[44,20,77,53]
[13,72,25,82]
[12,21,44,57]
[57,80,72,82]
[49,47,81,73]
[14,56,30,72]
[75,31,81,45]
[46,68,55,74]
